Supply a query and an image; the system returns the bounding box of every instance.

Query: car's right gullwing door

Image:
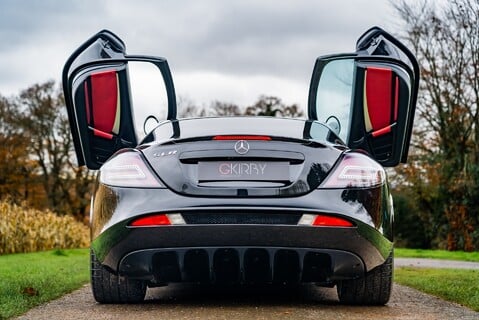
[308,27,419,167]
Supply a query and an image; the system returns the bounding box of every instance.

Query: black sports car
[63,27,418,305]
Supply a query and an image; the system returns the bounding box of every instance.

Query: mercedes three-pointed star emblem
[234,140,250,155]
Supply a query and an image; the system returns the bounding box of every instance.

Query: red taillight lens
[213,135,272,141]
[298,214,354,227]
[130,214,171,227]
[312,215,353,227]
[129,213,185,227]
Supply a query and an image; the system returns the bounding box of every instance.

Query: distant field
[395,248,479,262]
[0,249,89,319]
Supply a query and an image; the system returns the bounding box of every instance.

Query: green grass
[395,248,479,262]
[395,267,479,312]
[0,249,89,319]
[395,248,479,310]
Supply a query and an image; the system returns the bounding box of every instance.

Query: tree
[177,95,207,118]
[178,99,241,118]
[210,101,242,116]
[245,96,303,117]
[178,95,303,118]
[393,0,479,250]
[14,81,94,217]
[0,95,33,202]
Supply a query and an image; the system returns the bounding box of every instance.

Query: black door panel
[71,64,137,167]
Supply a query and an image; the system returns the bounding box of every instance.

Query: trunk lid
[141,117,345,197]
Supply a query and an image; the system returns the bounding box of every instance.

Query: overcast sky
[0,0,400,112]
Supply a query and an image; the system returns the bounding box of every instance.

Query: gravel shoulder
[16,282,478,320]
[395,258,479,269]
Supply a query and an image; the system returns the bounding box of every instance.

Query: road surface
[16,281,478,320]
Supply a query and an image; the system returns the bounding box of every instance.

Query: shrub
[0,200,89,254]
[393,193,431,249]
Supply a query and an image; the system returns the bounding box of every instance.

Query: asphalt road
[16,281,478,320]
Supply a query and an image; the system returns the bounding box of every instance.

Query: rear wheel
[90,250,146,303]
[337,253,393,305]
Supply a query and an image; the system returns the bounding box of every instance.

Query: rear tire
[337,253,393,305]
[91,250,146,303]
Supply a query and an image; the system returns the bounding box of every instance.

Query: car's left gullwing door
[62,30,177,170]
[308,27,419,167]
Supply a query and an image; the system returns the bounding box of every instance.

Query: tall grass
[0,200,89,254]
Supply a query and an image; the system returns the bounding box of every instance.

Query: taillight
[312,215,353,227]
[321,152,386,188]
[130,214,171,227]
[99,151,164,188]
[213,135,272,141]
[298,214,354,227]
[129,213,185,227]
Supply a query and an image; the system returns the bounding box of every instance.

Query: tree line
[0,81,93,219]
[392,0,479,251]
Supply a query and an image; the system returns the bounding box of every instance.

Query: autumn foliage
[393,0,479,251]
[0,82,94,218]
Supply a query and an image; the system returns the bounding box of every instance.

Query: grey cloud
[0,0,396,100]
[0,1,108,47]
[104,0,394,79]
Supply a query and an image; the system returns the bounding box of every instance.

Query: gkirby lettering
[218,162,267,176]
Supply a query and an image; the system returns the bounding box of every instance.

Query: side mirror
[325,116,341,136]
[143,115,160,135]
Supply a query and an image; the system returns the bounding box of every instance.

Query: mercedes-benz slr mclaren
[63,27,419,305]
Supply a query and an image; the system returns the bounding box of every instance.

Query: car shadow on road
[143,283,341,307]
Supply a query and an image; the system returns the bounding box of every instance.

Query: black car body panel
[90,184,393,284]
[63,26,418,304]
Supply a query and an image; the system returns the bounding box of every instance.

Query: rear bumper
[119,247,364,285]
[93,223,392,282]
[90,184,394,284]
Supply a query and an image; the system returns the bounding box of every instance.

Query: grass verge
[0,249,89,319]
[395,267,479,312]
[395,248,479,262]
